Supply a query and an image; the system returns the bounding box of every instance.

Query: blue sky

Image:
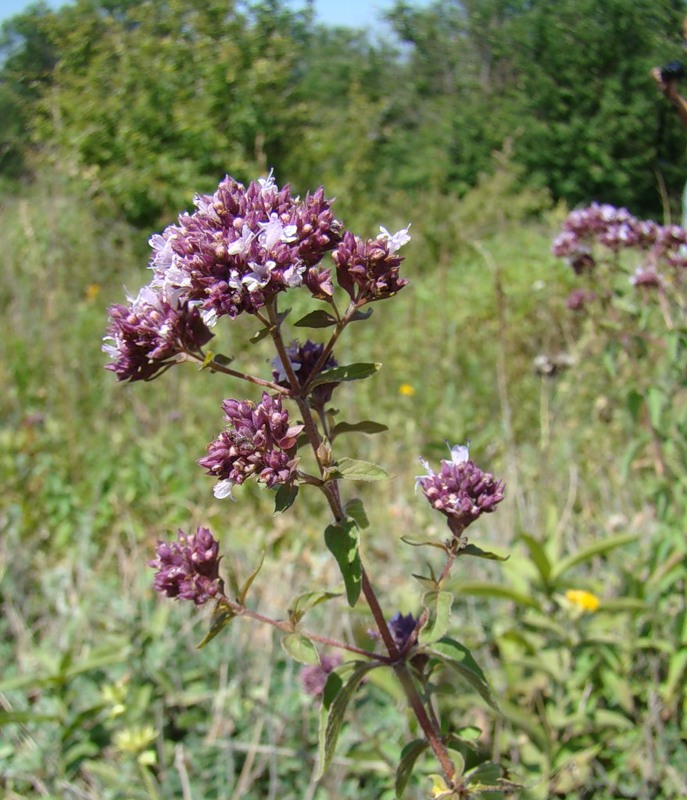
[0,0,430,29]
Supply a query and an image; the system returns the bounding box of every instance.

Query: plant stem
[265,298,455,786]
[227,601,389,662]
[185,351,288,393]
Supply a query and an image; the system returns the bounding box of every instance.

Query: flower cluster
[149,527,223,605]
[103,286,213,382]
[333,226,411,303]
[147,173,343,326]
[552,203,687,283]
[417,443,505,538]
[299,654,342,697]
[198,392,303,499]
[272,339,339,407]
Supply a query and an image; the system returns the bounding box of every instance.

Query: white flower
[258,213,298,252]
[242,260,275,292]
[283,263,305,287]
[447,442,469,465]
[377,224,411,253]
[213,479,236,500]
[227,225,255,258]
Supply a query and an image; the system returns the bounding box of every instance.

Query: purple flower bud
[630,267,662,289]
[103,285,213,382]
[299,654,342,697]
[566,288,596,311]
[272,340,339,406]
[416,443,505,539]
[149,527,224,605]
[199,392,303,498]
[389,612,418,649]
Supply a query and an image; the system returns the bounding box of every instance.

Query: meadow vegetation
[2,1,687,798]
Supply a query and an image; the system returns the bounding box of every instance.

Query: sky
[0,0,430,29]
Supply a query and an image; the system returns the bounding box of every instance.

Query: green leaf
[325,519,362,606]
[458,543,509,562]
[452,581,540,609]
[238,550,265,604]
[0,710,62,725]
[395,738,429,799]
[427,637,499,711]
[548,533,637,584]
[465,761,508,797]
[310,362,381,388]
[316,661,380,780]
[626,388,643,423]
[281,633,320,665]
[250,326,271,344]
[274,483,299,515]
[196,604,236,649]
[419,591,453,645]
[330,457,389,482]
[518,533,552,582]
[344,497,370,529]
[401,535,448,551]
[331,420,389,438]
[294,309,338,328]
[289,591,341,625]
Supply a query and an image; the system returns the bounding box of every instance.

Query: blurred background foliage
[2,1,687,798]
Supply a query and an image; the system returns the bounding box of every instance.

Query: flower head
[103,285,213,382]
[149,527,223,605]
[147,174,342,325]
[416,442,504,539]
[198,392,303,498]
[565,589,600,613]
[333,228,410,303]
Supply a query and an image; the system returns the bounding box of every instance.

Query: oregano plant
[104,172,512,798]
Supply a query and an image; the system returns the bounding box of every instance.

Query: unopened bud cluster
[417,444,505,538]
[273,339,339,407]
[149,527,223,606]
[198,392,303,499]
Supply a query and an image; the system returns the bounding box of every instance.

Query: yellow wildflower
[565,589,600,613]
[399,383,415,397]
[85,283,101,301]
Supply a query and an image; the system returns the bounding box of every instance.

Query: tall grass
[1,166,682,799]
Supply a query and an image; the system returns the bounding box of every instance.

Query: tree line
[1,0,685,227]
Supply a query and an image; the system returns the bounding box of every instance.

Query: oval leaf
[330,457,389,482]
[294,309,338,328]
[274,483,299,515]
[281,632,320,665]
[310,362,381,388]
[426,637,499,712]
[289,590,342,625]
[419,591,453,646]
[344,497,370,529]
[458,543,509,562]
[331,420,389,438]
[324,519,362,606]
